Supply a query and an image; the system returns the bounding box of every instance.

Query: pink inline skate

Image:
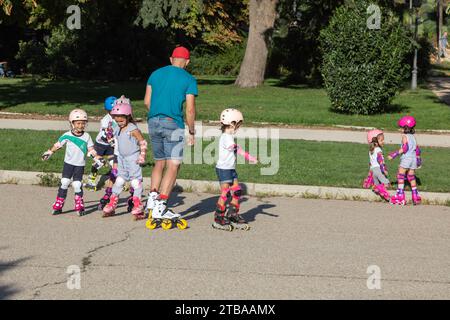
[102,194,118,217]
[363,171,374,189]
[52,197,65,215]
[74,195,85,216]
[390,191,406,206]
[131,197,146,221]
[126,187,135,213]
[412,189,421,205]
[98,193,111,210]
[374,184,390,202]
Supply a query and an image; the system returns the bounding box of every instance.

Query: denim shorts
[148,117,185,161]
[215,168,238,184]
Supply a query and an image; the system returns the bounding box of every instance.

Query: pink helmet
[69,109,88,123]
[111,95,132,116]
[398,116,416,128]
[367,129,384,144]
[220,108,243,126]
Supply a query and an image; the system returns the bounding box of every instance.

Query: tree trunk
[235,0,278,88]
[437,0,443,63]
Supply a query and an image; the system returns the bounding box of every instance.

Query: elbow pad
[415,146,421,157]
[401,143,409,153]
[139,140,148,154]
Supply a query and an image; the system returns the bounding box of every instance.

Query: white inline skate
[145,199,188,230]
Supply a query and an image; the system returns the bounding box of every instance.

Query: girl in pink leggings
[388,116,422,206]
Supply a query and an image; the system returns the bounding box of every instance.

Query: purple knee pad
[397,173,406,181]
[109,168,118,183]
[407,174,416,182]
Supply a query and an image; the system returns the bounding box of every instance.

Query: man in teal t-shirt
[144,46,198,219]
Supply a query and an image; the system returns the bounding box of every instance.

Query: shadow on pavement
[62,195,134,217]
[0,247,30,299]
[179,193,278,224]
[241,202,278,223]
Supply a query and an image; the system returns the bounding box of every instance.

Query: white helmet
[220,108,243,126]
[69,109,88,128]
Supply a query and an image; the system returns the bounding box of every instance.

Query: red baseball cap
[171,46,190,60]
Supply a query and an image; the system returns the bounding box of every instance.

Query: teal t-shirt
[147,65,198,129]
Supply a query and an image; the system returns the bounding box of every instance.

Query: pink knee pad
[407,174,416,182]
[219,187,230,202]
[230,184,242,201]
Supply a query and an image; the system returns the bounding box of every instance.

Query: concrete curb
[1,170,449,206]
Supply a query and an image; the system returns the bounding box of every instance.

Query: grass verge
[1,129,449,193]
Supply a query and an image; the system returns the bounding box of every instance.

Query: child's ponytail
[403,126,415,134]
[369,137,379,154]
[128,115,137,125]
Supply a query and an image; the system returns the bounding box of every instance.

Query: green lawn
[1,129,449,193]
[1,76,449,131]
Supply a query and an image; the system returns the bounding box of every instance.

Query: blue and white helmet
[104,96,117,111]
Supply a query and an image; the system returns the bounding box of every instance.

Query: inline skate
[52,197,65,215]
[84,172,99,191]
[227,203,250,231]
[390,191,406,206]
[374,184,390,202]
[102,194,118,217]
[212,205,233,232]
[74,195,85,216]
[412,189,422,205]
[98,191,111,210]
[126,187,135,213]
[131,197,146,221]
[145,200,188,230]
[145,190,159,215]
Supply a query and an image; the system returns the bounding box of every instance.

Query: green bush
[16,40,50,76]
[188,43,245,76]
[320,0,413,114]
[37,173,60,187]
[44,26,80,79]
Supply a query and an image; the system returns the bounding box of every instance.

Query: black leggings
[57,162,85,198]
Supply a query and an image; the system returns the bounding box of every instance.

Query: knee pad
[407,174,416,182]
[130,179,142,190]
[230,184,242,200]
[109,169,118,182]
[72,180,82,193]
[397,173,406,181]
[219,187,230,202]
[115,176,126,189]
[60,178,71,189]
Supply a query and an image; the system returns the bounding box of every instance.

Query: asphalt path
[0,184,449,300]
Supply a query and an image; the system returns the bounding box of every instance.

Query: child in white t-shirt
[41,109,101,216]
[213,108,257,232]
[85,96,118,193]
